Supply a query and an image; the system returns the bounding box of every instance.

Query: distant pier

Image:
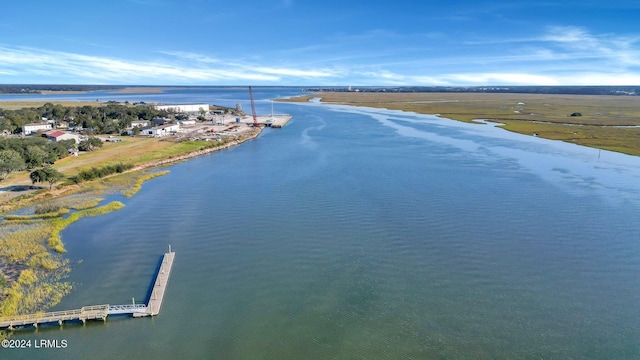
[0,249,175,330]
[265,114,292,128]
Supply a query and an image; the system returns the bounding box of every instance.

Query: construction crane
[248,86,259,127]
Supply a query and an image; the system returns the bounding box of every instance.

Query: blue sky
[1,0,639,86]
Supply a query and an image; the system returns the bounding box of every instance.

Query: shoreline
[281,93,640,156]
[129,127,262,170]
[0,126,263,322]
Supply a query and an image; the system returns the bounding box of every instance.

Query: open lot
[0,134,247,205]
[284,92,640,156]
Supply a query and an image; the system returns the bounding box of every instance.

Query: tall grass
[0,225,49,262]
[122,171,170,198]
[4,208,69,220]
[48,201,125,253]
[35,203,62,214]
[27,252,62,271]
[69,198,103,210]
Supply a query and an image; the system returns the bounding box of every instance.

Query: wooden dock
[0,250,175,330]
[145,251,174,316]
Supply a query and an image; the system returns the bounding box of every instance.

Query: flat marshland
[0,100,106,111]
[285,92,640,156]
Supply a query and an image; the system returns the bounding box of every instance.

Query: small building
[131,120,150,128]
[45,130,81,143]
[23,123,52,135]
[138,124,180,137]
[177,120,196,126]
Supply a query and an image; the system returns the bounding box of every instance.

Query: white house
[23,123,52,135]
[154,103,209,113]
[139,124,180,137]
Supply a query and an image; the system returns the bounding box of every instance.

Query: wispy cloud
[1,24,639,86]
[0,46,342,84]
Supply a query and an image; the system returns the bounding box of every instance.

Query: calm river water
[4,88,640,359]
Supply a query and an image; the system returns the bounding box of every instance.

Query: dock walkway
[0,250,175,330]
[146,251,174,316]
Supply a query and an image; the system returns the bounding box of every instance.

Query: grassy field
[1,137,210,188]
[0,100,106,110]
[283,92,640,156]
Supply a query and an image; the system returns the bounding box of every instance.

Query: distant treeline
[0,85,124,94]
[304,86,640,96]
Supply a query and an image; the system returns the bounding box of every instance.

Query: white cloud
[1,24,640,86]
[252,66,342,78]
[0,46,342,84]
[444,73,560,85]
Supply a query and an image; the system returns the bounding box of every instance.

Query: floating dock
[0,250,175,330]
[145,251,175,316]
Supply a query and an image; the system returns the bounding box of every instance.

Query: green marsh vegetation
[0,199,125,335]
[287,92,640,156]
[122,170,170,198]
[0,167,167,323]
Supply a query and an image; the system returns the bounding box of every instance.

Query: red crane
[248,86,259,127]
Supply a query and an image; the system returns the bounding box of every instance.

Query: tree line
[0,102,163,135]
[0,137,76,180]
[0,85,124,94]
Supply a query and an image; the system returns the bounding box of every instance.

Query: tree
[0,149,25,180]
[78,137,103,152]
[30,166,64,189]
[25,145,48,169]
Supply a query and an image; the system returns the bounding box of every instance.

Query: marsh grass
[0,269,71,317]
[27,252,62,271]
[122,171,170,198]
[35,203,62,214]
[290,92,640,156]
[48,201,125,253]
[69,198,103,210]
[4,208,70,220]
[0,224,49,262]
[17,269,37,285]
[0,203,121,321]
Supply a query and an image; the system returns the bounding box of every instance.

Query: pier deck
[266,114,292,128]
[146,251,175,315]
[0,251,175,330]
